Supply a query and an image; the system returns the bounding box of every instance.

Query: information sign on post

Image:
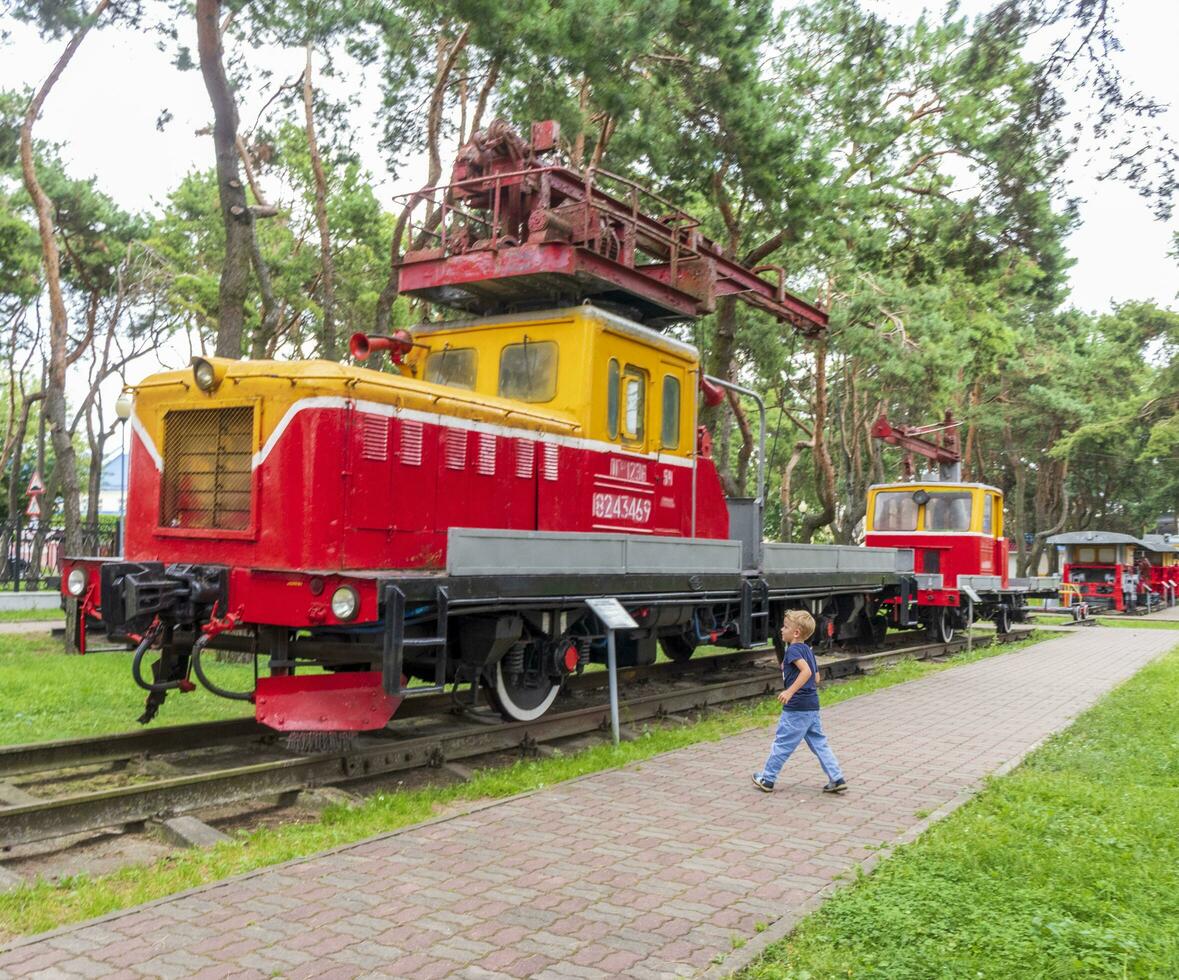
[585,597,638,746]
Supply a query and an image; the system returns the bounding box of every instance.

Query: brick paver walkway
[2,628,1175,979]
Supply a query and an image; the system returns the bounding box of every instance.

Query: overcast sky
[2,0,1177,352]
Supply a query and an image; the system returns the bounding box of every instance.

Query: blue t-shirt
[782,642,819,711]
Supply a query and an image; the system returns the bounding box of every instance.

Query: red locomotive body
[67,122,934,735]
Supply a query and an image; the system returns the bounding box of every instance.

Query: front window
[498,339,558,402]
[982,494,993,534]
[873,491,918,532]
[424,346,477,389]
[925,492,973,531]
[1068,566,1117,585]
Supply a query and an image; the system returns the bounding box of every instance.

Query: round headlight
[330,586,359,621]
[193,359,217,392]
[66,568,87,597]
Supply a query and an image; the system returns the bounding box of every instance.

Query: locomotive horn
[699,376,726,408]
[349,330,415,364]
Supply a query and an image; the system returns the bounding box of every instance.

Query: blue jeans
[757,709,843,785]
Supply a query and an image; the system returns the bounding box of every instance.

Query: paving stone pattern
[2,628,1175,979]
[1148,603,1179,621]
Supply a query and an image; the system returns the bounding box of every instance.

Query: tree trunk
[197,0,251,358]
[778,439,811,542]
[18,0,109,554]
[800,339,836,543]
[303,42,337,359]
[373,31,473,334]
[961,381,981,482]
[726,390,753,497]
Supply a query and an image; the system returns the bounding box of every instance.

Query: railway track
[0,629,1030,849]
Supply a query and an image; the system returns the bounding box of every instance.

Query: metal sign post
[585,598,638,746]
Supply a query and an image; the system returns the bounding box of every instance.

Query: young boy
[752,610,847,794]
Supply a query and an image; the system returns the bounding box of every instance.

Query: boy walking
[753,610,847,794]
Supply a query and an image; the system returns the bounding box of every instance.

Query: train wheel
[958,597,974,632]
[488,660,560,722]
[994,605,1011,635]
[660,635,697,663]
[930,608,955,644]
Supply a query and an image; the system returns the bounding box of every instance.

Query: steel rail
[0,631,1029,848]
[0,647,773,779]
[0,629,970,779]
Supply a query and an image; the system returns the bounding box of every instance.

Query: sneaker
[751,773,774,793]
[822,778,848,794]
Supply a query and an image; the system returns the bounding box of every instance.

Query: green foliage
[740,643,1179,980]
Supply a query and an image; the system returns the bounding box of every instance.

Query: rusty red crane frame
[872,410,963,482]
[394,120,828,335]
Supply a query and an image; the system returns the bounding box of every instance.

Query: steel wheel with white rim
[488,659,561,722]
[931,607,955,644]
[993,604,1012,635]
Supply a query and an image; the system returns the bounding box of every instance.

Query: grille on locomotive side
[160,406,254,530]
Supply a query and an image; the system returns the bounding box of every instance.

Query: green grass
[0,607,64,623]
[0,631,1045,940]
[0,636,253,746]
[739,642,1179,980]
[1034,613,1179,630]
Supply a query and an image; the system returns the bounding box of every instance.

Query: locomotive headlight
[66,568,87,597]
[193,358,217,391]
[191,356,228,393]
[330,585,359,621]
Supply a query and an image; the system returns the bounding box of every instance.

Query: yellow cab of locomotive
[864,482,1009,599]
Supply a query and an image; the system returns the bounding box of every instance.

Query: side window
[982,494,993,534]
[661,375,680,449]
[621,366,647,441]
[424,347,477,390]
[606,359,620,439]
[498,340,558,403]
[660,377,679,450]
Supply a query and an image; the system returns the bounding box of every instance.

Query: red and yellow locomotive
[63,121,921,733]
[866,413,1052,638]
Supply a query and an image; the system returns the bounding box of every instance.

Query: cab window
[498,340,557,402]
[606,359,620,439]
[661,375,680,449]
[925,492,972,531]
[424,347,477,390]
[622,366,647,441]
[873,491,918,531]
[982,494,993,534]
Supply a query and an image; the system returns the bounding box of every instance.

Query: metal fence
[0,519,121,592]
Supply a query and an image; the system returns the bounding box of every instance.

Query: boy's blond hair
[782,609,816,642]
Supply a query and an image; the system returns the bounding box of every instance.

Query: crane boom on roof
[394,119,828,335]
[871,410,963,482]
